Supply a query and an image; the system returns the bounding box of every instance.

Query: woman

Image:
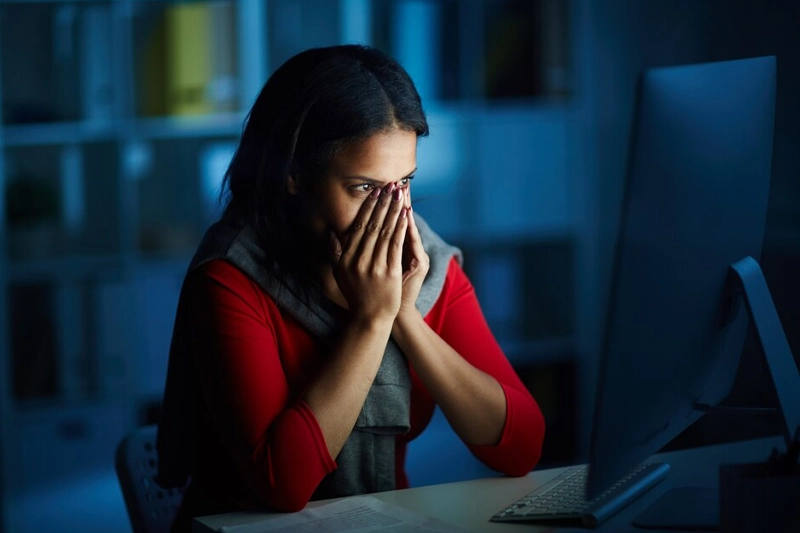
[157,44,545,531]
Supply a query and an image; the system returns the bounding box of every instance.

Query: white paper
[219,495,473,533]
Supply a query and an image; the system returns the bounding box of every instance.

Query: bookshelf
[0,2,265,530]
[0,1,575,529]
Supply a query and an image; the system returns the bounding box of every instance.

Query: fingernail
[383,183,395,195]
[393,188,402,201]
[370,187,381,198]
[401,208,407,218]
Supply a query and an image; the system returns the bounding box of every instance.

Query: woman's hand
[329,183,408,324]
[397,194,430,321]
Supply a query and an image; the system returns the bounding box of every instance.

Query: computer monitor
[586,55,799,524]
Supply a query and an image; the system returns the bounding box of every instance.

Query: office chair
[115,425,186,533]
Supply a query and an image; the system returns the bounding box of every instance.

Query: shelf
[0,112,247,147]
[131,112,246,140]
[0,0,103,4]
[131,252,192,270]
[450,226,576,249]
[13,396,130,418]
[5,254,124,283]
[1,121,120,147]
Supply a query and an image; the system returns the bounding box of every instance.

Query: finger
[387,208,408,270]
[342,186,381,255]
[328,229,343,265]
[405,207,430,275]
[356,183,396,258]
[407,206,425,255]
[373,187,406,265]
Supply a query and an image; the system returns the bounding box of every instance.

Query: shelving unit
[0,1,576,530]
[0,2,266,530]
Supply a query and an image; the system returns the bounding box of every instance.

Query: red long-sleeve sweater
[176,256,545,521]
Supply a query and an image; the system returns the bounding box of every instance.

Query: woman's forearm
[392,310,507,446]
[303,316,395,459]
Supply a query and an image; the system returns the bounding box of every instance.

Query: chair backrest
[115,425,186,533]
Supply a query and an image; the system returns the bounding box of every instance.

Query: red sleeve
[427,257,546,476]
[187,259,336,512]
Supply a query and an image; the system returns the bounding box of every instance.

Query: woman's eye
[354,183,374,193]
[398,176,414,188]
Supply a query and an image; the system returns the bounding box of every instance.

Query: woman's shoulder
[185,258,278,313]
[443,255,472,291]
[426,255,474,316]
[189,257,254,287]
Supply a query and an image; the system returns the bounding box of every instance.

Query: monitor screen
[587,56,777,499]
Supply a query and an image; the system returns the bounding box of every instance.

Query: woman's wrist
[392,306,424,340]
[348,311,396,335]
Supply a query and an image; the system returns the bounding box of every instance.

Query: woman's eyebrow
[341,168,417,184]
[339,176,385,188]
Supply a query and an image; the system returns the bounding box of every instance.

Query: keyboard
[490,462,671,528]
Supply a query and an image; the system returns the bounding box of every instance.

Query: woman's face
[299,128,417,246]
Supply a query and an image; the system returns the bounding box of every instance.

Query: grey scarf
[158,212,460,500]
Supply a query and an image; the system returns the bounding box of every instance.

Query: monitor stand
[633,256,800,530]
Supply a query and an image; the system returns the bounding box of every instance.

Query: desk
[194,435,784,533]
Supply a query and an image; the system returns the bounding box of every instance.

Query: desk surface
[194,435,784,533]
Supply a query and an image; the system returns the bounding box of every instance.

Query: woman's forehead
[327,130,417,182]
